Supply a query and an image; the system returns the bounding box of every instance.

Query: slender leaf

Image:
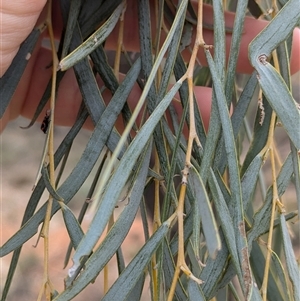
[189,166,221,259]
[41,165,64,201]
[187,279,206,301]
[250,242,285,301]
[54,142,152,300]
[59,3,125,70]
[79,1,122,38]
[0,107,88,300]
[216,72,258,174]
[241,95,273,175]
[61,0,82,58]
[224,0,248,103]
[270,249,292,301]
[0,27,42,117]
[291,142,300,215]
[19,71,65,129]
[125,275,145,301]
[0,60,140,256]
[201,231,230,298]
[209,170,243,284]
[248,153,293,249]
[241,154,264,211]
[249,0,300,149]
[60,203,84,250]
[101,221,170,301]
[163,242,187,301]
[71,80,182,270]
[279,214,300,300]
[205,49,252,297]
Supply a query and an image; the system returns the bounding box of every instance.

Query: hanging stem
[259,44,285,300]
[150,150,162,301]
[36,0,59,300]
[167,0,212,300]
[103,214,115,294]
[260,111,285,301]
[114,0,127,80]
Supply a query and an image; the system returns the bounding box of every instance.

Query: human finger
[16,46,212,133]
[106,3,300,75]
[0,0,47,76]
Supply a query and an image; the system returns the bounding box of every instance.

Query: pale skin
[1,0,299,133]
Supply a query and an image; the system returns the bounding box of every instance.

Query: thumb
[0,0,47,77]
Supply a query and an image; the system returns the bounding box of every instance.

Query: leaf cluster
[1,0,299,300]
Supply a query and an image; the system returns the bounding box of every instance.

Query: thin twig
[36,0,59,299]
[166,0,212,299]
[114,1,127,80]
[259,46,285,301]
